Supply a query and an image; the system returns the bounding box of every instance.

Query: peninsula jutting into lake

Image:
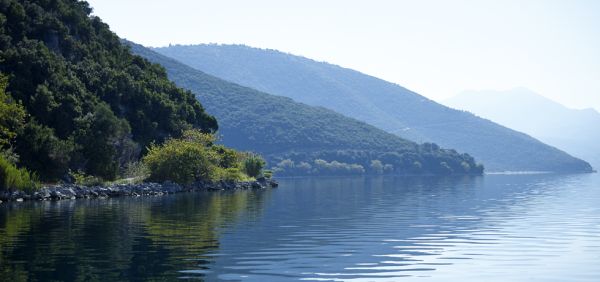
[1,0,487,197]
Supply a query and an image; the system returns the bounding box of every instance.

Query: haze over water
[1,173,599,281]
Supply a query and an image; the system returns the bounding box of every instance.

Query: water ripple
[1,174,599,281]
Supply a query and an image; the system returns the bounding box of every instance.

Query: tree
[74,103,136,180]
[370,160,384,174]
[0,74,26,150]
[0,0,218,181]
[212,144,241,169]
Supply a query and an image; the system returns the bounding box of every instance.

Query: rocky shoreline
[0,178,278,203]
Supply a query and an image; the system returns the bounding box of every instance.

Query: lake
[1,173,599,281]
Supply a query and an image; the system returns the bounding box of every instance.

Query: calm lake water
[1,173,599,281]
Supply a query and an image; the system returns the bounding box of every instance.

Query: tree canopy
[0,0,218,180]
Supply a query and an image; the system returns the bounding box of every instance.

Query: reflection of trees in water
[0,189,271,281]
[0,205,40,281]
[137,191,270,280]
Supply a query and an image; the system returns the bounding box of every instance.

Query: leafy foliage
[0,155,38,192]
[241,153,265,178]
[143,132,220,184]
[143,129,258,184]
[0,0,218,181]
[217,167,248,181]
[122,161,150,182]
[0,73,25,150]
[154,44,593,173]
[271,143,484,176]
[129,42,483,176]
[70,170,104,186]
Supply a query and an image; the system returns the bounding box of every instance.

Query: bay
[1,173,599,281]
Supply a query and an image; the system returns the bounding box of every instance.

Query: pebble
[0,179,278,203]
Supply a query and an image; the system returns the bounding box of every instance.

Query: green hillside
[129,42,483,176]
[154,44,593,173]
[0,0,217,181]
[445,88,600,170]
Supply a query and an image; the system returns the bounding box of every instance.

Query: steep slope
[153,44,593,173]
[0,0,217,180]
[128,42,483,175]
[445,88,600,169]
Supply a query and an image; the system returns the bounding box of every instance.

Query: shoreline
[0,178,278,203]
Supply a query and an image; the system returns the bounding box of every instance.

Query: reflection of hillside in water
[0,189,272,281]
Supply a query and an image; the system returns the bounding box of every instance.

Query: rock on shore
[0,178,278,203]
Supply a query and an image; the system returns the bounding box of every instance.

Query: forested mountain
[0,0,217,181]
[129,42,483,176]
[153,44,593,173]
[446,88,600,169]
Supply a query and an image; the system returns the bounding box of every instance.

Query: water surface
[1,174,599,281]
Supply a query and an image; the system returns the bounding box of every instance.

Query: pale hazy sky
[87,0,600,111]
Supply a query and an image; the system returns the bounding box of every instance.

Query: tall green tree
[0,73,25,150]
[73,103,134,179]
[0,0,218,180]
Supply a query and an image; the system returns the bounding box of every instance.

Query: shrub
[263,170,273,179]
[70,170,105,186]
[217,167,248,181]
[143,138,218,184]
[461,161,471,173]
[370,160,384,174]
[242,154,266,178]
[384,164,394,173]
[142,130,268,184]
[0,147,19,164]
[0,156,39,192]
[182,129,216,146]
[123,161,150,183]
[212,145,242,169]
[439,162,453,174]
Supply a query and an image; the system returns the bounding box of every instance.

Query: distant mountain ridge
[128,42,484,176]
[152,44,593,173]
[445,88,600,169]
